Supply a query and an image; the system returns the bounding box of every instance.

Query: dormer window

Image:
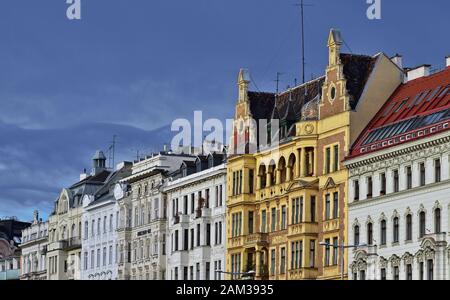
[196,159,202,173]
[208,155,214,169]
[181,165,187,177]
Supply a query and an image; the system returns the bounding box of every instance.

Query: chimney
[80,168,88,181]
[391,54,403,69]
[407,65,431,82]
[446,55,450,68]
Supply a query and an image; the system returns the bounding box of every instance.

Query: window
[191,193,195,213]
[261,210,267,233]
[419,211,426,238]
[84,252,88,270]
[109,246,112,265]
[325,194,330,220]
[406,264,412,280]
[279,248,285,275]
[84,221,88,240]
[360,270,366,280]
[174,267,178,280]
[324,238,330,267]
[367,223,373,245]
[183,196,188,215]
[281,206,287,230]
[174,230,179,251]
[190,228,194,249]
[380,220,387,245]
[354,225,360,245]
[332,192,339,219]
[249,169,254,194]
[291,241,302,270]
[103,247,106,266]
[97,218,101,235]
[406,166,412,189]
[97,249,100,267]
[271,208,277,232]
[380,173,386,195]
[393,217,399,243]
[420,162,426,186]
[393,266,399,280]
[434,208,441,233]
[232,213,242,237]
[435,159,441,182]
[183,229,189,250]
[427,260,433,280]
[309,240,315,268]
[332,238,338,266]
[248,211,254,234]
[393,170,399,192]
[367,176,373,198]
[353,180,360,201]
[333,145,339,172]
[91,220,95,237]
[196,224,200,247]
[103,216,107,233]
[270,249,276,276]
[406,214,413,241]
[310,196,316,222]
[292,197,302,224]
[419,262,424,280]
[380,268,386,280]
[325,147,331,174]
[206,224,211,246]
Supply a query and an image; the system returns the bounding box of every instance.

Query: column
[286,166,292,182]
[298,149,304,177]
[255,250,262,277]
[313,147,317,176]
[257,175,261,190]
[276,169,281,185]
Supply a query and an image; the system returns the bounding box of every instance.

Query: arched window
[434,208,441,233]
[406,214,412,241]
[354,225,360,245]
[258,164,267,189]
[380,220,387,245]
[393,217,399,243]
[367,222,373,245]
[268,161,276,186]
[419,211,426,238]
[278,157,286,183]
[288,154,296,181]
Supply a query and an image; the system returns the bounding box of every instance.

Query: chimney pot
[391,54,403,69]
[446,55,450,68]
[407,65,431,82]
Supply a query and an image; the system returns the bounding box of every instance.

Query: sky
[0,0,448,221]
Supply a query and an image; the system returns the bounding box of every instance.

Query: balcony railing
[244,233,269,247]
[61,237,82,250]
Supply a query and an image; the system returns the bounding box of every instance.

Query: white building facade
[164,153,226,280]
[81,162,132,280]
[20,211,49,280]
[346,65,450,280]
[116,151,196,280]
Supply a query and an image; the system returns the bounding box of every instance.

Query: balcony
[288,223,318,236]
[61,237,82,251]
[288,267,318,280]
[244,233,269,247]
[228,236,244,248]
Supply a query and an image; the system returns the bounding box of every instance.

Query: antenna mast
[301,0,305,84]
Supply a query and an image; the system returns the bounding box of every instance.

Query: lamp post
[319,241,367,280]
[216,269,256,280]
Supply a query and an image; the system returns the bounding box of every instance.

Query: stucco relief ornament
[390,255,401,267]
[304,124,314,134]
[379,257,388,268]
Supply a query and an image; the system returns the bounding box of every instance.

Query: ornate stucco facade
[226,29,404,280]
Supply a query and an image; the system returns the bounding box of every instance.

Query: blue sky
[0,0,448,221]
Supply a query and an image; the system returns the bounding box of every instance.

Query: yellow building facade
[226,29,404,280]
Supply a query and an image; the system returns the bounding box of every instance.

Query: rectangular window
[325,194,330,220]
[393,169,399,192]
[270,249,276,276]
[310,196,316,222]
[406,264,412,280]
[183,267,188,280]
[174,230,179,251]
[280,247,286,274]
[103,247,106,266]
[354,180,360,201]
[394,266,399,280]
[381,268,386,280]
[325,147,331,174]
[420,163,426,186]
[196,263,200,280]
[435,159,441,183]
[332,237,338,265]
[249,169,254,194]
[190,228,194,249]
[183,196,188,215]
[261,210,267,233]
[281,206,286,230]
[419,262,424,280]
[271,208,277,232]
[406,166,412,189]
[381,221,386,245]
[332,192,339,219]
[309,240,315,268]
[324,238,330,267]
[333,145,339,172]
[109,246,112,265]
[248,211,254,234]
[206,223,211,246]
[380,173,386,195]
[196,224,200,247]
[367,176,373,198]
[191,193,195,213]
[183,229,189,251]
[205,262,210,280]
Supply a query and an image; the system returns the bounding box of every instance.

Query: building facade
[346,63,450,280]
[20,211,49,280]
[0,218,30,280]
[81,162,132,280]
[164,153,226,280]
[47,151,111,280]
[226,29,404,280]
[116,151,196,280]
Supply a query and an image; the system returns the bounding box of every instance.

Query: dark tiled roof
[248,92,276,121]
[340,53,377,109]
[349,67,450,158]
[70,169,112,188]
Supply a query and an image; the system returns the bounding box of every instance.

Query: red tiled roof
[349,67,450,158]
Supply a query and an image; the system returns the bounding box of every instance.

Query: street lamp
[319,241,367,280]
[216,269,256,280]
